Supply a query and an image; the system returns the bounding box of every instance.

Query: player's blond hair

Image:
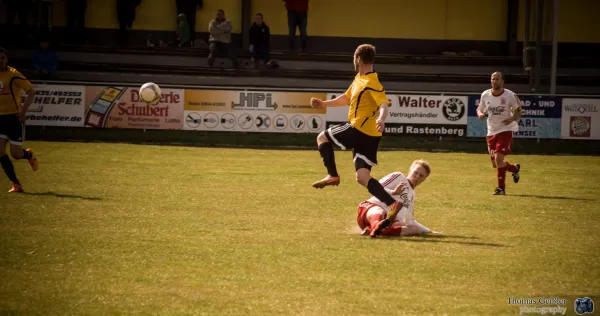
[411,159,431,176]
[355,44,376,64]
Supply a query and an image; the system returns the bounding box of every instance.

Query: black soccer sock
[0,155,20,185]
[318,142,338,177]
[21,149,32,160]
[367,178,395,206]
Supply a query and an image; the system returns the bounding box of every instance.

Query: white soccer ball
[139,82,161,104]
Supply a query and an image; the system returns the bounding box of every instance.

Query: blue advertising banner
[467,96,562,138]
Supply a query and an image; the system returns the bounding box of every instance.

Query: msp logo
[570,116,591,137]
[575,297,594,315]
[442,98,465,122]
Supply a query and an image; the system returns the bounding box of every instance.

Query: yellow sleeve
[344,84,353,99]
[13,71,33,92]
[371,89,390,107]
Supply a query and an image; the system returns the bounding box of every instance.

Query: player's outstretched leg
[9,144,37,172]
[506,162,520,183]
[370,218,391,238]
[23,148,38,171]
[369,201,403,237]
[356,168,401,237]
[1,154,22,193]
[313,131,340,189]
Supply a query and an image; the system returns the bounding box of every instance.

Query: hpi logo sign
[232,92,278,110]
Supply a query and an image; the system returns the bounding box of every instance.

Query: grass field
[1,141,599,315]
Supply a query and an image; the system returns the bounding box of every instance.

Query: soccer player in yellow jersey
[310,44,403,219]
[0,48,38,193]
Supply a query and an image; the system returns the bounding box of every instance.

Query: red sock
[380,225,403,236]
[497,167,507,190]
[505,162,518,173]
[369,213,383,229]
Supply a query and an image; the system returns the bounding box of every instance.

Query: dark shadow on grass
[419,234,480,240]
[398,238,511,248]
[375,235,510,247]
[22,191,103,201]
[510,194,596,201]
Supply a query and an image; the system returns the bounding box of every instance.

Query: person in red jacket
[283,0,308,52]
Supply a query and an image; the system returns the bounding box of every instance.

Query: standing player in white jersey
[477,72,522,195]
[356,160,438,238]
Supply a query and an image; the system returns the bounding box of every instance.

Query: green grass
[1,141,599,315]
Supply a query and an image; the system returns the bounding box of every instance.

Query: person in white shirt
[356,160,439,238]
[208,9,238,68]
[477,72,523,195]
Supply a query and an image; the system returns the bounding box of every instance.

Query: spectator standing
[208,9,238,68]
[117,0,142,45]
[36,0,53,31]
[176,0,203,42]
[283,0,308,52]
[6,0,31,42]
[176,13,192,47]
[249,13,271,69]
[66,0,88,43]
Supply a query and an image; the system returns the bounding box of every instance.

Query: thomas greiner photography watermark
[507,297,568,315]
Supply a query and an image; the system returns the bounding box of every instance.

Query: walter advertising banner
[21,85,85,127]
[326,93,468,137]
[561,98,600,139]
[183,90,327,133]
[84,86,184,130]
[467,96,562,138]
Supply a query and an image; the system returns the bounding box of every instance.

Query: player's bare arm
[310,94,349,108]
[477,102,486,120]
[375,102,389,132]
[19,88,35,123]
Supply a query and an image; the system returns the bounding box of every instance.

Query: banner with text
[84,86,184,130]
[561,98,600,139]
[326,93,468,136]
[21,85,85,127]
[467,96,562,138]
[183,90,327,133]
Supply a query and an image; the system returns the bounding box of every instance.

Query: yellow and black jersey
[344,72,390,137]
[0,67,33,115]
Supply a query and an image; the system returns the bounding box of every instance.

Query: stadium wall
[1,0,598,56]
[21,83,600,155]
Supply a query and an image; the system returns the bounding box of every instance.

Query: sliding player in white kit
[356,160,439,238]
[477,72,522,195]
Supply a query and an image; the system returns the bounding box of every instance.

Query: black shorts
[0,114,25,145]
[325,123,381,170]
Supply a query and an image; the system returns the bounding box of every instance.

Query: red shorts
[486,130,513,159]
[356,201,381,230]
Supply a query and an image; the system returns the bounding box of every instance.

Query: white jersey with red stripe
[367,172,415,225]
[478,88,521,136]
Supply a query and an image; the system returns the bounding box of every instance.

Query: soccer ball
[139,82,161,104]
